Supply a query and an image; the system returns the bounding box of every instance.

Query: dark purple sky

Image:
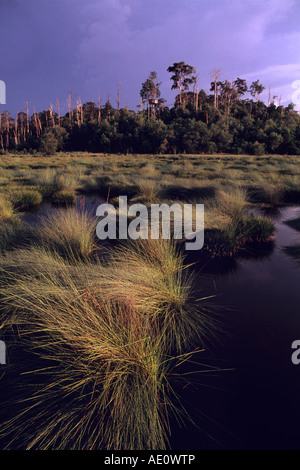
[1,0,300,117]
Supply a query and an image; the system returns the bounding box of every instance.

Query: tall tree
[167,61,196,107]
[140,71,162,117]
[250,80,265,102]
[233,78,248,99]
[210,68,221,109]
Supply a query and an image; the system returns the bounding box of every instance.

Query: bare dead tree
[49,103,55,128]
[26,101,30,134]
[67,91,74,126]
[0,114,3,150]
[193,74,199,112]
[33,106,42,138]
[14,115,18,147]
[98,95,101,123]
[76,98,83,126]
[56,98,61,126]
[5,112,10,148]
[116,82,121,115]
[210,68,221,109]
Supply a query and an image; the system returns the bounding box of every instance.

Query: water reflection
[257,206,283,220]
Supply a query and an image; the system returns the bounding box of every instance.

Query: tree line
[1,61,300,155]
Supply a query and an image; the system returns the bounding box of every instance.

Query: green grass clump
[138,163,159,179]
[131,179,162,204]
[203,214,275,257]
[282,177,300,203]
[214,187,248,221]
[10,189,43,210]
[160,182,216,202]
[54,172,79,192]
[35,169,79,198]
[102,239,212,352]
[248,183,285,206]
[34,168,58,197]
[0,252,173,450]
[0,196,14,220]
[50,190,75,206]
[35,208,97,261]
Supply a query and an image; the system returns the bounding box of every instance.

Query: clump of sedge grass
[138,163,159,179]
[0,196,14,220]
[282,177,300,203]
[35,169,79,198]
[35,168,58,197]
[10,189,43,210]
[50,190,75,206]
[248,183,285,207]
[35,207,97,261]
[214,187,248,221]
[203,214,275,257]
[0,249,181,450]
[102,238,213,352]
[131,178,162,204]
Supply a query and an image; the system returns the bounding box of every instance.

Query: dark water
[170,205,300,450]
[5,199,300,449]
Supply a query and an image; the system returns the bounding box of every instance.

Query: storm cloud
[1,0,300,116]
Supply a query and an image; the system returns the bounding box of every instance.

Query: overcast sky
[1,0,300,117]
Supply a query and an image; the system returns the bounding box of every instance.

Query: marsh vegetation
[0,152,299,449]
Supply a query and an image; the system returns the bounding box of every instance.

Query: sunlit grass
[0,245,197,450]
[101,238,214,353]
[34,207,97,261]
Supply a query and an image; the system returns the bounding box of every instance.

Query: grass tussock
[0,245,195,450]
[35,169,79,198]
[214,187,248,221]
[203,213,275,257]
[102,238,213,352]
[50,190,75,206]
[35,208,97,261]
[131,179,162,204]
[10,189,43,210]
[0,196,14,221]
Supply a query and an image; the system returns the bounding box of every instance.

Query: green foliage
[40,130,59,155]
[1,69,300,155]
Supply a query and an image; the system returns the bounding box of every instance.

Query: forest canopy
[1,62,300,156]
